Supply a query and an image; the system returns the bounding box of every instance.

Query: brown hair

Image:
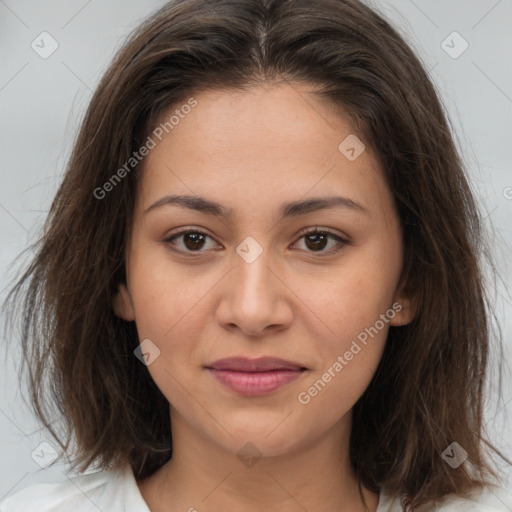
[2,0,510,509]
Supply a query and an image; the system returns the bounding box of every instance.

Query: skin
[113,82,415,512]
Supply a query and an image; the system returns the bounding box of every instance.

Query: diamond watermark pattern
[338,134,365,161]
[31,441,59,468]
[236,236,263,264]
[237,442,262,468]
[441,442,468,468]
[441,31,468,59]
[31,31,59,59]
[134,338,161,366]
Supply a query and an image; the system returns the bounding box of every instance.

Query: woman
[1,0,511,510]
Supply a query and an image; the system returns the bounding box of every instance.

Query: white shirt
[1,464,511,511]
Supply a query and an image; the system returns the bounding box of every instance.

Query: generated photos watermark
[93,97,197,200]
[297,301,402,405]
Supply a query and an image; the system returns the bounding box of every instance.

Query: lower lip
[208,369,304,396]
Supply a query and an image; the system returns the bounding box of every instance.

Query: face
[114,83,415,458]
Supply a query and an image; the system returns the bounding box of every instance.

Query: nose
[215,247,294,338]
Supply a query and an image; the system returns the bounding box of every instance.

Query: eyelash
[162,227,350,256]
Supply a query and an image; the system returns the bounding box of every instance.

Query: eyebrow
[143,194,369,219]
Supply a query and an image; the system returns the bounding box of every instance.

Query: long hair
[2,0,510,508]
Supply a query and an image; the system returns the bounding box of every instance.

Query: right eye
[162,228,221,253]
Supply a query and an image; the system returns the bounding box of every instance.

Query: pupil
[184,232,205,250]
[306,233,327,251]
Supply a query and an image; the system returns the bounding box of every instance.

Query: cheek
[287,251,398,408]
[127,246,217,342]
[294,347,384,440]
[298,290,389,404]
[291,258,399,352]
[295,280,391,422]
[126,256,220,406]
[128,278,210,416]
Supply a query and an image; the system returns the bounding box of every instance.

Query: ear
[389,279,416,327]
[113,283,135,321]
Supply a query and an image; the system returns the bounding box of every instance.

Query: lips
[208,357,306,372]
[206,357,307,396]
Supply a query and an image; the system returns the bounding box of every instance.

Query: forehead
[136,84,393,221]
[150,84,362,165]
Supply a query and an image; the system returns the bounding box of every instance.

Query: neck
[137,410,379,512]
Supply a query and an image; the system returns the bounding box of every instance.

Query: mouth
[205,357,308,396]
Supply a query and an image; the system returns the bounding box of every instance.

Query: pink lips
[206,357,306,396]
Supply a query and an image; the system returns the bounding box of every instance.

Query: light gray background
[1,0,511,503]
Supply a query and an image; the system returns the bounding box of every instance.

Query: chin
[208,416,318,458]
[219,434,303,460]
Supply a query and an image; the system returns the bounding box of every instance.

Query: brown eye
[163,227,348,256]
[182,232,206,250]
[163,229,218,253]
[304,232,329,251]
[293,228,349,255]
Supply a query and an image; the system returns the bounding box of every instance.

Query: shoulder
[378,485,512,512]
[432,485,512,511]
[0,465,150,512]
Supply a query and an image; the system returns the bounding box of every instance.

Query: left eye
[163,228,348,255]
[292,229,348,254]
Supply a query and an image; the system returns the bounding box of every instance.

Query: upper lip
[207,357,306,372]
